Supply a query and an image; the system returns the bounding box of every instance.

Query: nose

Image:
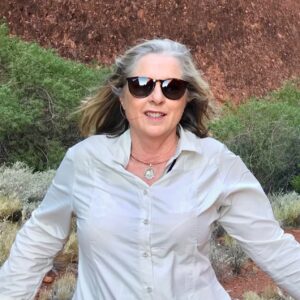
[150,81,165,104]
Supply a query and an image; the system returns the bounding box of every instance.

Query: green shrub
[210,82,300,193]
[0,23,110,170]
[270,192,300,227]
[291,174,300,193]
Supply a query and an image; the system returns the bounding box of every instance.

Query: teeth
[146,112,164,118]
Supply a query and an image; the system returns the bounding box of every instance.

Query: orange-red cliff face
[0,0,299,103]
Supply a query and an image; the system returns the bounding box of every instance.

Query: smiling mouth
[145,111,166,118]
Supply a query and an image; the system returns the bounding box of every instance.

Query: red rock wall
[0,0,299,102]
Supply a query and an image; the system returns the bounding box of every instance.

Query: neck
[130,131,178,162]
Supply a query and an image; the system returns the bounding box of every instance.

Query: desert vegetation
[0,21,299,300]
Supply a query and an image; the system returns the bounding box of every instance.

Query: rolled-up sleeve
[0,148,75,300]
[218,146,300,299]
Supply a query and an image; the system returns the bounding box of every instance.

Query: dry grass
[270,192,300,227]
[62,230,78,263]
[54,219,78,273]
[243,291,263,300]
[223,234,247,275]
[52,271,76,300]
[0,195,22,221]
[243,285,295,300]
[0,221,19,265]
[38,288,52,300]
[37,271,76,300]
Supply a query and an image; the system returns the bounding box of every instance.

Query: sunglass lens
[128,77,154,98]
[162,79,188,100]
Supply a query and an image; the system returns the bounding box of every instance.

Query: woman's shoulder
[200,136,225,152]
[185,130,227,157]
[67,134,114,163]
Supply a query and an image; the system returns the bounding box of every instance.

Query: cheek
[175,101,187,118]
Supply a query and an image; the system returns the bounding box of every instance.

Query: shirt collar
[110,125,203,166]
[176,125,203,157]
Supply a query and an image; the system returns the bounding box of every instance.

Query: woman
[0,39,300,300]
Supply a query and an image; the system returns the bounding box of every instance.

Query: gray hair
[113,39,210,100]
[79,39,213,138]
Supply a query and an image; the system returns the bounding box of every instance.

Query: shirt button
[143,219,149,225]
[143,252,149,257]
[146,287,152,293]
[143,189,148,195]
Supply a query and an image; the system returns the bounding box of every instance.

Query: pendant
[144,165,155,180]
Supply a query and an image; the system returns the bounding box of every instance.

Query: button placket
[139,188,154,298]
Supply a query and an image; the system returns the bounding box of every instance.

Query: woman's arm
[217,146,300,299]
[0,148,75,299]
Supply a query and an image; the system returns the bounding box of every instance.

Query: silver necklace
[130,154,170,180]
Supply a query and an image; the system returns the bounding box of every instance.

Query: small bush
[0,23,110,170]
[210,237,231,282]
[51,271,77,300]
[0,162,54,202]
[270,192,300,227]
[0,196,22,221]
[210,81,300,193]
[0,162,55,219]
[210,229,247,280]
[223,234,247,275]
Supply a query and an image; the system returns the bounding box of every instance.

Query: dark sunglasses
[126,76,188,100]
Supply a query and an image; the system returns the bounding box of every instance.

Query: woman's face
[121,53,188,141]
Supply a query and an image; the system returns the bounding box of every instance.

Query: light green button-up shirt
[1,127,300,299]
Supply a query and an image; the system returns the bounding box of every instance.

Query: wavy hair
[79,39,213,138]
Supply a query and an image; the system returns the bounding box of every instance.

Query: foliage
[0,161,54,202]
[210,229,247,280]
[210,236,231,282]
[0,23,110,170]
[222,234,247,275]
[291,174,300,194]
[270,192,300,227]
[0,162,55,219]
[210,81,300,193]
